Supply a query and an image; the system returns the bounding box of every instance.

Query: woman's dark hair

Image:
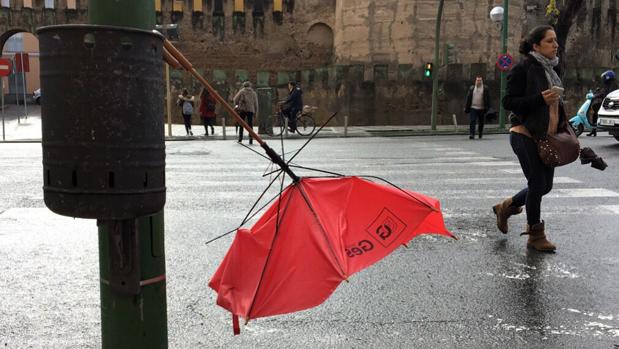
[200,88,209,98]
[519,25,554,55]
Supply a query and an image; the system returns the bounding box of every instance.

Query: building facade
[0,0,617,124]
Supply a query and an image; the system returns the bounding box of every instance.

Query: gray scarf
[529,51,562,88]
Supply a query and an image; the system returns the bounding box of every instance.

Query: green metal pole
[430,0,444,131]
[499,0,509,130]
[89,1,168,348]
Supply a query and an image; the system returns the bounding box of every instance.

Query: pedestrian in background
[233,81,259,145]
[177,89,195,136]
[199,88,217,137]
[496,25,563,252]
[464,76,491,139]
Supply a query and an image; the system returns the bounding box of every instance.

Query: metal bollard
[344,115,349,138]
[452,114,458,130]
[222,116,227,140]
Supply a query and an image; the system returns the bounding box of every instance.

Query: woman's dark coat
[502,54,567,139]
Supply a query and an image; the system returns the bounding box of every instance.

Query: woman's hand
[541,89,560,105]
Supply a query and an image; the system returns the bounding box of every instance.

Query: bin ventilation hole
[143,172,148,188]
[83,33,95,49]
[108,172,115,188]
[151,44,158,54]
[72,170,77,187]
[46,169,50,185]
[120,37,133,50]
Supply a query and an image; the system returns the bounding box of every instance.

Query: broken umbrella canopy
[162,40,456,335]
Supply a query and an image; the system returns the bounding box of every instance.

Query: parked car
[33,88,41,104]
[595,88,619,142]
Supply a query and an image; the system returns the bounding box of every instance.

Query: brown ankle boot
[521,221,556,252]
[492,198,523,234]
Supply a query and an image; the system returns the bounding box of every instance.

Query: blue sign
[496,53,513,71]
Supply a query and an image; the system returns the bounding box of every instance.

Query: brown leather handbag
[536,122,580,167]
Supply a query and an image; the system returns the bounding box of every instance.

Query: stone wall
[0,0,617,126]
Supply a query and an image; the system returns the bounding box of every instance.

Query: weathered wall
[334,0,523,70]
[0,0,617,126]
[169,0,336,73]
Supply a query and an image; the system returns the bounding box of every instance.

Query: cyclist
[588,70,618,136]
[281,81,303,133]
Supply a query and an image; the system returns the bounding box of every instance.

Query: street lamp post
[490,1,509,130]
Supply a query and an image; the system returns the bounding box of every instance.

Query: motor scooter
[569,90,597,137]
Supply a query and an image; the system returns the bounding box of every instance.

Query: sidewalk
[0,107,509,143]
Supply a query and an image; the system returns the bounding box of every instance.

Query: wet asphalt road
[1,134,618,348]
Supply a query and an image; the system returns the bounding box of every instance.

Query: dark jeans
[469,108,485,138]
[284,108,299,131]
[202,117,215,135]
[182,113,192,133]
[238,111,254,143]
[509,132,555,225]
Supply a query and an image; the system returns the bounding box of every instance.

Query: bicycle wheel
[271,113,285,137]
[296,115,316,136]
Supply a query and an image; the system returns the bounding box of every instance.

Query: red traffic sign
[496,53,514,72]
[0,58,11,76]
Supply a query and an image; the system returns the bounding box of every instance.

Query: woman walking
[177,89,195,136]
[494,25,564,252]
[199,88,217,136]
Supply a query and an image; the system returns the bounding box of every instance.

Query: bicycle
[270,105,317,137]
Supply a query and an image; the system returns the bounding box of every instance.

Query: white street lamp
[489,6,504,23]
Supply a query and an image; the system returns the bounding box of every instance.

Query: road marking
[470,161,519,166]
[548,188,619,198]
[599,205,619,214]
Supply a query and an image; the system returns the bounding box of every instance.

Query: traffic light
[444,43,455,65]
[424,62,433,78]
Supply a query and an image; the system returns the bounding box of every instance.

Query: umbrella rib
[239,142,271,161]
[285,112,338,166]
[295,183,348,279]
[245,173,296,321]
[238,170,285,226]
[288,164,345,177]
[204,170,287,245]
[359,175,437,211]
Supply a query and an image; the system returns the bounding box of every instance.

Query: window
[193,0,202,12]
[1,0,9,8]
[23,0,32,8]
[44,0,54,9]
[213,0,223,15]
[66,0,76,10]
[173,0,183,12]
[273,0,282,12]
[234,0,243,12]
[155,0,161,12]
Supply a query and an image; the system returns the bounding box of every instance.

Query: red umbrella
[163,42,455,335]
[209,176,453,334]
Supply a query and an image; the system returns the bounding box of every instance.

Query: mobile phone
[550,86,564,96]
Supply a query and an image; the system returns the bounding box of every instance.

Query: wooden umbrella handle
[163,40,193,71]
[162,47,182,70]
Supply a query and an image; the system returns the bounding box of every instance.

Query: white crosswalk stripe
[166,142,619,219]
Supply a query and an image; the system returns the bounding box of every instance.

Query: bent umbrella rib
[245,177,296,321]
[296,183,348,279]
